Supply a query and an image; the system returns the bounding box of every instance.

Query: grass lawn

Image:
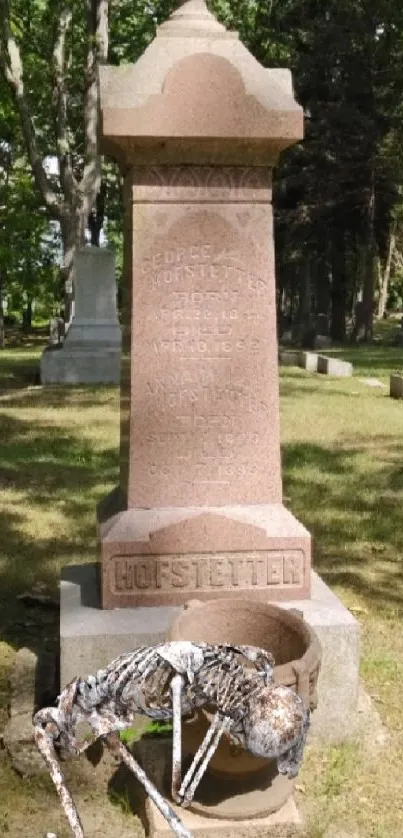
[0,335,402,837]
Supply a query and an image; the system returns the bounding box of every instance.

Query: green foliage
[119,719,173,746]
[2,0,403,336]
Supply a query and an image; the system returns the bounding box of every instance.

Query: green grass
[0,337,403,836]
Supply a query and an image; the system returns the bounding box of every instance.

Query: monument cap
[100,0,303,167]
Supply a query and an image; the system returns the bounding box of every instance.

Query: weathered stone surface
[99,498,311,607]
[40,345,121,385]
[3,713,45,777]
[3,648,46,776]
[9,647,37,718]
[299,351,318,373]
[317,356,353,377]
[147,792,303,838]
[40,247,121,385]
[279,349,301,367]
[390,373,403,398]
[98,0,310,607]
[280,574,359,743]
[99,2,303,168]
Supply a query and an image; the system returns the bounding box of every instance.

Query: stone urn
[168,598,321,819]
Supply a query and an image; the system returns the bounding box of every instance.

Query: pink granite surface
[124,167,280,508]
[98,1,310,608]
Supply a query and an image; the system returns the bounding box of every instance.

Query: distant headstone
[393,318,403,345]
[280,330,293,345]
[279,349,301,367]
[317,356,353,377]
[299,351,318,372]
[48,316,65,346]
[390,373,403,399]
[40,247,121,385]
[314,334,332,350]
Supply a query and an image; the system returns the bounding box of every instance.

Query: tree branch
[0,0,61,218]
[80,0,109,216]
[52,6,76,202]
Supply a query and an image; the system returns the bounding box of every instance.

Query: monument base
[147,798,302,838]
[60,565,359,744]
[98,490,311,607]
[40,344,121,385]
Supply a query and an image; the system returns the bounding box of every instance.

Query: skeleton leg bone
[178,714,232,805]
[105,732,193,838]
[33,726,84,838]
[170,674,184,804]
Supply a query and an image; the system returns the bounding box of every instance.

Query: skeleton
[33,641,309,838]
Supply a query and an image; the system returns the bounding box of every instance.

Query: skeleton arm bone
[178,713,232,805]
[105,732,192,838]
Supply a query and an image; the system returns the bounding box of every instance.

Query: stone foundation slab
[317,356,353,377]
[299,351,318,373]
[40,345,121,385]
[147,794,302,838]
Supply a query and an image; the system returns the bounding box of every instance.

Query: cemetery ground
[0,337,403,838]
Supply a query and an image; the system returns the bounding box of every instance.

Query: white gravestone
[40,247,121,385]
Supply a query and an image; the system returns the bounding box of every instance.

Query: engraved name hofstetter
[112,551,304,594]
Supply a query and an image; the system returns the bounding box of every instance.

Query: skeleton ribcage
[76,644,261,725]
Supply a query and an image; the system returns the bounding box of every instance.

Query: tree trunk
[361,171,376,340]
[293,259,313,345]
[88,181,106,246]
[377,227,395,318]
[60,211,86,325]
[330,226,346,341]
[22,296,33,331]
[0,276,5,349]
[0,1,108,322]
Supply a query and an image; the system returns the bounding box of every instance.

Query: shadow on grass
[0,385,118,409]
[0,412,118,505]
[282,440,403,611]
[280,375,376,400]
[323,345,403,376]
[0,408,119,666]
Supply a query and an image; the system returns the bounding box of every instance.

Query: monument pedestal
[40,247,121,385]
[98,489,311,607]
[60,566,359,744]
[40,345,121,385]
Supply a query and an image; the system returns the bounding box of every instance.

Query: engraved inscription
[131,207,278,505]
[111,551,304,594]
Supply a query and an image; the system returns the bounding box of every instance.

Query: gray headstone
[317,356,353,377]
[40,247,122,384]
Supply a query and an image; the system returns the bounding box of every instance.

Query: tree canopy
[1,0,403,341]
